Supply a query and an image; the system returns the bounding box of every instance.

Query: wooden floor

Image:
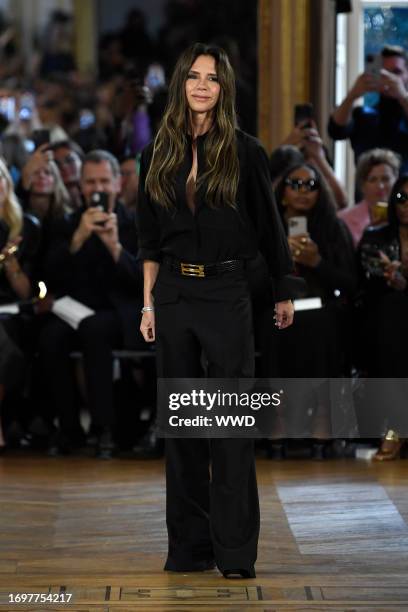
[1,453,408,611]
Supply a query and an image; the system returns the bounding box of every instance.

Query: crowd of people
[0,5,407,461]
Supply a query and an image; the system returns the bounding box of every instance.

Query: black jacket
[45,201,143,348]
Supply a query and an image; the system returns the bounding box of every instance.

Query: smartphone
[371,201,388,224]
[19,92,35,121]
[32,129,50,149]
[365,54,381,79]
[79,109,95,130]
[0,97,15,122]
[288,216,307,237]
[145,63,166,92]
[90,191,109,212]
[294,103,313,127]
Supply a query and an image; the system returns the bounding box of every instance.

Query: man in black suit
[38,150,142,458]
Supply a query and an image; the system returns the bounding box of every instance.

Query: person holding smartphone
[339,148,400,248]
[37,150,142,458]
[258,163,356,458]
[329,45,408,173]
[357,175,408,460]
[138,43,295,579]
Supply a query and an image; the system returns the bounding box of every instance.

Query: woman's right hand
[140,310,155,342]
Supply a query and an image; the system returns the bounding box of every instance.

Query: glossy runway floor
[1,453,408,611]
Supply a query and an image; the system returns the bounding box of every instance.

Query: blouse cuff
[273,275,307,302]
[137,247,161,262]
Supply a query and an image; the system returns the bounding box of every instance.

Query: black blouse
[357,223,405,305]
[137,129,295,301]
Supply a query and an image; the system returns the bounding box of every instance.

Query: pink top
[338,200,371,248]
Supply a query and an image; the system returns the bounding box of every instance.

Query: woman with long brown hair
[138,43,295,579]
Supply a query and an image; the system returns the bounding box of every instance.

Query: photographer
[37,150,142,458]
[328,45,408,172]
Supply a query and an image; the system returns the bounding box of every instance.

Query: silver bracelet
[141,306,154,313]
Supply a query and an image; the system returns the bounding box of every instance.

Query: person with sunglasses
[258,163,356,458]
[357,175,408,460]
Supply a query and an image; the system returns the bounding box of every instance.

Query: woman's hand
[274,300,294,329]
[0,237,22,262]
[140,310,155,342]
[289,234,322,268]
[379,251,407,291]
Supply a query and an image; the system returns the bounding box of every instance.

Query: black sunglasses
[395,191,408,204]
[284,178,319,192]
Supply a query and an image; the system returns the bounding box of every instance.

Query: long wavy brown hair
[145,42,239,209]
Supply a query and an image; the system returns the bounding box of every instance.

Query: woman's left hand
[379,251,407,291]
[289,234,321,268]
[274,300,294,329]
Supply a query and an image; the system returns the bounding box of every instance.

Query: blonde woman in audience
[0,157,39,451]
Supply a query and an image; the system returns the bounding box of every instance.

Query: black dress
[257,216,356,378]
[355,224,408,436]
[137,129,294,575]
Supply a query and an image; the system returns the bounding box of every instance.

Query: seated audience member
[19,145,71,282]
[256,163,356,458]
[357,175,408,460]
[48,140,84,210]
[37,150,142,458]
[120,155,139,209]
[0,157,39,451]
[328,45,408,172]
[339,148,400,247]
[280,120,347,209]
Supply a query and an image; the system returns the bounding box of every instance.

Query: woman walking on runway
[138,43,295,579]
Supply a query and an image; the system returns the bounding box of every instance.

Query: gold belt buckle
[180,262,205,277]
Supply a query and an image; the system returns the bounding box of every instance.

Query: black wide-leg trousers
[154,267,260,573]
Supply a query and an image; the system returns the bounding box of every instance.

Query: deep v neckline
[186,140,198,214]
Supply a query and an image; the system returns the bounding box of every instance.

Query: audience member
[0,157,40,450]
[269,145,304,189]
[256,163,356,457]
[329,45,408,172]
[357,175,408,459]
[339,148,400,247]
[48,140,84,209]
[37,150,142,458]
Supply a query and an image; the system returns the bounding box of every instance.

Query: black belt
[162,256,244,277]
